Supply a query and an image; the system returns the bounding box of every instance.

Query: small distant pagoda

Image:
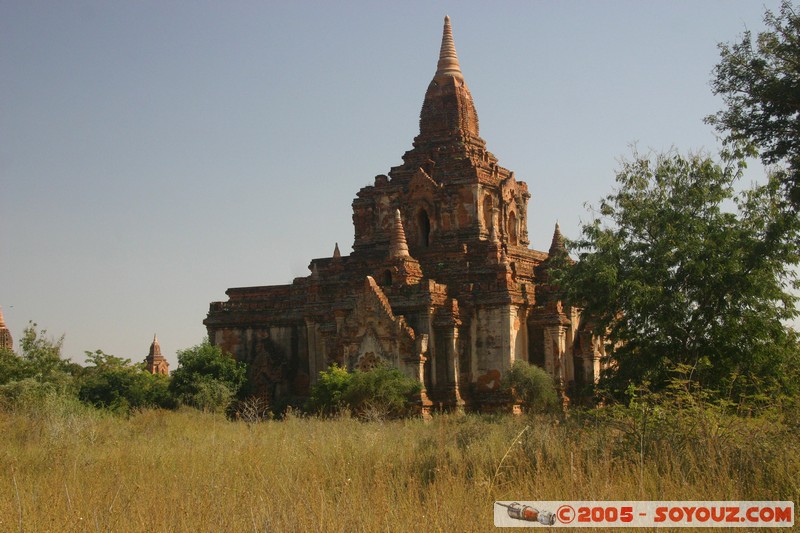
[0,306,12,351]
[144,334,169,375]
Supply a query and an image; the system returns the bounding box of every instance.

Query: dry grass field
[1,396,797,532]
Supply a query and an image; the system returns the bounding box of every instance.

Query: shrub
[0,347,28,385]
[306,364,421,419]
[78,367,175,413]
[186,378,234,413]
[501,360,558,413]
[169,340,246,412]
[0,378,68,412]
[77,350,176,413]
[231,396,272,424]
[343,366,421,419]
[305,365,353,415]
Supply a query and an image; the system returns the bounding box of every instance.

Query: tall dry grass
[0,399,797,532]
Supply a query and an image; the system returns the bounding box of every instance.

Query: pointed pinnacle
[549,222,566,254]
[390,209,410,258]
[333,242,341,258]
[436,15,463,82]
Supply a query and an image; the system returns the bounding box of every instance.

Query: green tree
[0,323,80,410]
[83,349,134,370]
[708,0,800,208]
[559,150,800,402]
[168,340,246,412]
[17,322,77,386]
[78,350,174,413]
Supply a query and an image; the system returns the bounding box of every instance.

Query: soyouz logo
[493,501,794,528]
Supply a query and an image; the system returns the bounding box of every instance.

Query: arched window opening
[507,211,518,246]
[528,325,545,368]
[573,355,586,387]
[417,209,431,248]
[381,269,392,287]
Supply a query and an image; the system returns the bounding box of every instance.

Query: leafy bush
[187,378,235,413]
[343,366,421,419]
[169,340,246,412]
[77,349,176,413]
[0,347,27,385]
[305,365,353,415]
[0,377,69,411]
[501,360,558,413]
[306,364,421,419]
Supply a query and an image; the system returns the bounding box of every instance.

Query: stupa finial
[435,16,463,82]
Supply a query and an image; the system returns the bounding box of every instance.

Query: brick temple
[204,17,604,411]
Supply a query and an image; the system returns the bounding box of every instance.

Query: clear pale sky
[0,1,782,368]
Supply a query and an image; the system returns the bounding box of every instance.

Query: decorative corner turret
[389,209,410,259]
[380,210,423,286]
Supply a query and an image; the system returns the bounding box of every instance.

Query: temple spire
[149,334,161,357]
[416,15,480,143]
[389,209,410,258]
[435,16,463,82]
